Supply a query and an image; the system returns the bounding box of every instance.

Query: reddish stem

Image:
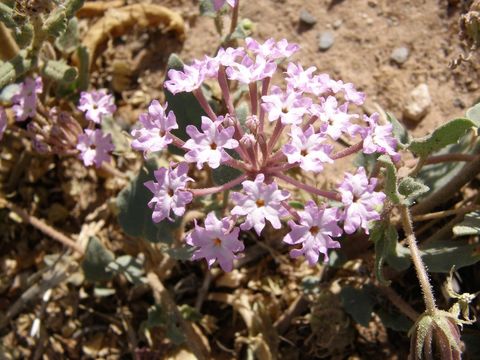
[331,141,364,160]
[274,173,341,201]
[190,174,248,197]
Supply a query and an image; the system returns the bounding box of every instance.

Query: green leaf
[288,201,305,210]
[416,136,475,198]
[376,308,412,332]
[164,54,205,145]
[387,112,410,148]
[466,103,480,127]
[228,18,253,40]
[339,286,375,326]
[354,152,379,174]
[453,211,480,237]
[55,17,80,54]
[106,254,145,285]
[408,118,477,157]
[378,155,401,204]
[145,305,185,345]
[420,240,480,273]
[370,222,394,285]
[212,164,242,186]
[398,177,429,206]
[117,159,181,244]
[165,246,195,261]
[82,236,115,282]
[199,0,216,16]
[76,46,90,92]
[101,115,130,153]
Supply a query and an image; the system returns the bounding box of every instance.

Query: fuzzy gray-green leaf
[453,211,480,237]
[398,177,429,206]
[408,118,477,157]
[387,112,410,148]
[378,155,401,204]
[82,236,115,282]
[339,286,375,326]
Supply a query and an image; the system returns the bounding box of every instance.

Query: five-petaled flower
[144,163,194,223]
[78,90,116,124]
[184,116,239,169]
[131,100,178,157]
[76,129,114,168]
[231,174,290,235]
[283,201,342,265]
[339,167,386,234]
[186,212,244,272]
[360,113,400,162]
[282,126,333,173]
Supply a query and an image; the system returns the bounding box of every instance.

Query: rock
[299,9,317,26]
[403,84,431,122]
[333,19,343,29]
[390,47,409,64]
[318,31,334,51]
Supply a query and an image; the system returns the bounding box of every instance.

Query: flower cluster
[75,90,116,168]
[132,38,397,271]
[2,76,116,169]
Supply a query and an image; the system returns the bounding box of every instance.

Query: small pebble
[453,98,465,109]
[333,19,343,29]
[299,9,317,26]
[403,83,431,122]
[318,31,335,51]
[390,47,409,65]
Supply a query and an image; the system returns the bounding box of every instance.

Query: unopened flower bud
[222,113,236,128]
[409,310,463,360]
[240,133,255,148]
[245,115,259,132]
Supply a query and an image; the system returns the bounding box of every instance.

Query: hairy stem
[331,141,364,160]
[400,205,437,314]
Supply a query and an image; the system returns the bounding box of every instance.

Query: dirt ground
[1,0,479,359]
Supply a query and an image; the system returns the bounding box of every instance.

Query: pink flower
[78,90,116,124]
[164,62,205,94]
[310,96,357,140]
[144,162,194,223]
[261,86,312,125]
[0,107,7,140]
[340,82,366,105]
[360,113,399,161]
[225,55,277,84]
[131,100,178,157]
[245,38,299,60]
[215,47,246,67]
[186,212,244,272]
[184,116,239,169]
[231,174,290,235]
[12,77,43,122]
[212,0,237,11]
[76,129,114,168]
[285,62,317,93]
[283,201,342,265]
[282,126,333,172]
[338,167,386,234]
